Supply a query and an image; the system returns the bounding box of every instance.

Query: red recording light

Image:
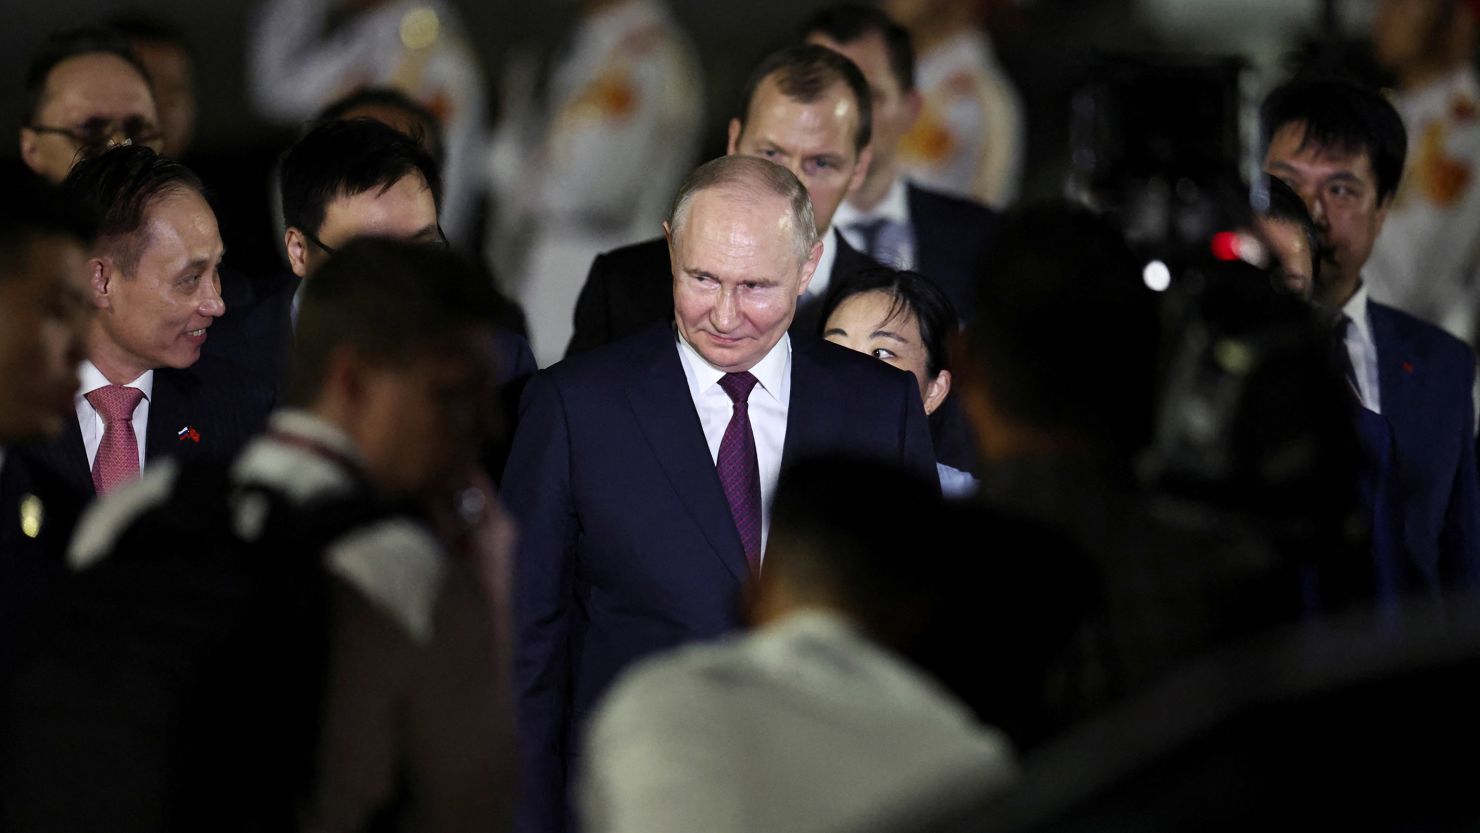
[1210,231,1242,261]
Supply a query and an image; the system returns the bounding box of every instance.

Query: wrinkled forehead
[747,76,862,145]
[39,53,156,121]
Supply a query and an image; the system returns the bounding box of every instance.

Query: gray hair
[667,156,819,264]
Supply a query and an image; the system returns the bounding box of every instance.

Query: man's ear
[18,128,43,175]
[89,257,115,310]
[797,239,824,298]
[727,118,743,155]
[847,144,874,195]
[284,227,311,278]
[923,369,952,416]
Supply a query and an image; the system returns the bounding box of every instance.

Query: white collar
[76,360,154,405]
[676,329,791,405]
[808,228,839,300]
[1342,283,1374,345]
[834,176,911,228]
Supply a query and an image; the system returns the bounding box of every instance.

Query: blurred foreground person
[0,165,95,669]
[580,455,1016,833]
[1367,0,1480,343]
[2,240,515,833]
[248,0,486,247]
[820,267,975,495]
[1262,77,1480,593]
[19,27,160,183]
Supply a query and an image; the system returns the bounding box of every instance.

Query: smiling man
[12,146,271,521]
[1262,77,1480,595]
[566,44,878,359]
[503,155,935,833]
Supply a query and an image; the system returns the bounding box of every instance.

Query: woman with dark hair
[820,267,976,496]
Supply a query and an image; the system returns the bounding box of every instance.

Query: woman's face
[823,289,950,414]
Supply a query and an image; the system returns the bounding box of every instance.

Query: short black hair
[280,118,442,237]
[738,44,873,154]
[965,202,1160,455]
[766,454,953,648]
[819,267,958,377]
[0,160,97,279]
[1260,77,1408,204]
[1255,174,1320,279]
[59,145,203,273]
[24,27,153,124]
[314,86,446,168]
[801,3,915,91]
[105,13,191,54]
[288,239,501,406]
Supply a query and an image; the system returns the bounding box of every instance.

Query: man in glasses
[19,28,161,184]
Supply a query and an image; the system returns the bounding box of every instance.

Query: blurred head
[108,16,196,159]
[752,454,953,649]
[666,156,821,373]
[290,239,501,498]
[1253,175,1320,301]
[960,203,1160,462]
[1260,79,1406,307]
[803,4,920,187]
[0,164,97,443]
[821,267,956,414]
[20,28,160,184]
[63,146,222,384]
[316,86,446,169]
[280,118,443,278]
[729,45,873,233]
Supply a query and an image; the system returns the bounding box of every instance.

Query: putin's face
[669,186,822,372]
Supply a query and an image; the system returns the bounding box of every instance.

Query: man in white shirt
[503,155,936,833]
[581,455,1016,833]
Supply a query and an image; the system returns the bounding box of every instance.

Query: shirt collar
[833,176,911,229]
[76,360,154,404]
[1342,282,1374,345]
[676,329,791,404]
[807,228,839,300]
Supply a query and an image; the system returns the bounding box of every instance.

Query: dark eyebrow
[174,256,214,280]
[870,329,909,344]
[823,326,849,338]
[411,223,440,240]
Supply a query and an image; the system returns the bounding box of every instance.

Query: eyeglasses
[27,116,164,153]
[303,225,452,257]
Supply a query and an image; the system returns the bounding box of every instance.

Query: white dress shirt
[676,331,791,559]
[75,361,153,471]
[1342,284,1382,414]
[833,176,916,270]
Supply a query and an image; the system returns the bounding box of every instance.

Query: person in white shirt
[580,454,1016,833]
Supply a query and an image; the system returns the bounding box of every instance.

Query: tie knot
[718,371,759,405]
[85,385,144,422]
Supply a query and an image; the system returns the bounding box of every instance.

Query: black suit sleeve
[566,255,613,359]
[500,372,580,833]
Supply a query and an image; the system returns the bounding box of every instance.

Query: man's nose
[199,277,226,318]
[710,287,739,330]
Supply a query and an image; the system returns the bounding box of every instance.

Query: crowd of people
[1,0,1479,831]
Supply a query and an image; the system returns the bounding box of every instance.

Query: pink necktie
[86,385,145,494]
[717,372,762,574]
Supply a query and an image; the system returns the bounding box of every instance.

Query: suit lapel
[146,367,200,462]
[905,184,937,278]
[1369,303,1417,436]
[625,331,750,584]
[26,414,92,499]
[780,341,846,470]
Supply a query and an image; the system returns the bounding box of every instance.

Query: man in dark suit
[566,45,879,358]
[503,156,936,833]
[11,146,272,533]
[1262,77,1480,594]
[804,3,996,320]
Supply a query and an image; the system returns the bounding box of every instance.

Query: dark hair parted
[59,145,203,273]
[965,202,1160,455]
[1260,77,1408,203]
[279,118,442,237]
[24,27,152,124]
[314,86,446,168]
[819,267,957,377]
[767,454,953,648]
[801,3,915,91]
[1255,174,1321,279]
[288,239,501,407]
[738,44,873,154]
[0,160,98,279]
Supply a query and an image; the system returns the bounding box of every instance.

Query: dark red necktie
[86,385,144,494]
[717,372,762,574]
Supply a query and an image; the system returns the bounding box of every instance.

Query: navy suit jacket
[564,230,879,358]
[905,182,997,320]
[1368,300,1480,594]
[204,266,299,391]
[502,323,936,833]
